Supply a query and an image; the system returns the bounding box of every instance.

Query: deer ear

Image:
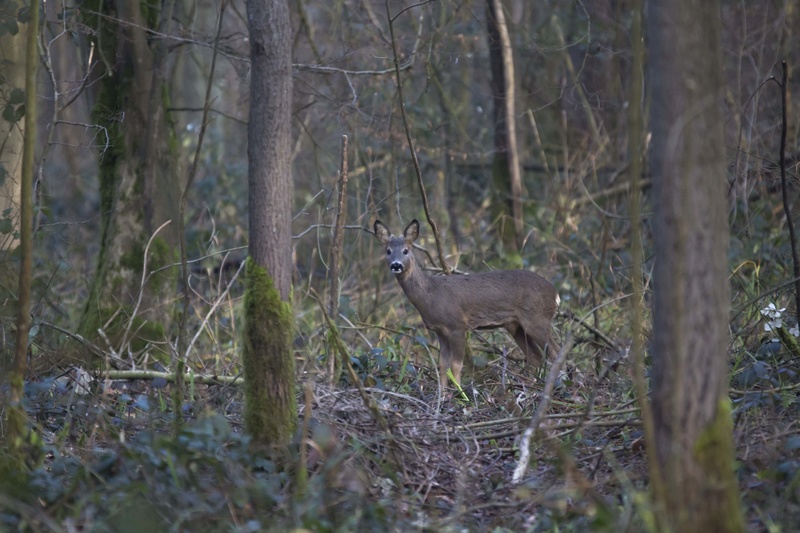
[404,219,420,243]
[374,220,391,244]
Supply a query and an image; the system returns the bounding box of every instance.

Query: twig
[729,380,800,397]
[176,0,227,412]
[295,62,413,76]
[327,135,350,383]
[454,406,641,431]
[731,275,800,319]
[527,109,552,178]
[118,220,172,361]
[550,15,603,147]
[558,308,618,350]
[628,0,666,513]
[464,418,641,443]
[91,369,242,385]
[328,135,349,319]
[313,290,404,478]
[384,0,450,274]
[296,382,313,495]
[184,258,246,360]
[37,320,123,365]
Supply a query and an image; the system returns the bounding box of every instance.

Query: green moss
[692,398,745,533]
[85,0,129,261]
[776,327,800,358]
[119,240,145,272]
[161,84,180,155]
[140,0,159,31]
[242,257,297,446]
[118,236,175,289]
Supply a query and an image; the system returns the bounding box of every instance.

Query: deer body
[375,219,560,387]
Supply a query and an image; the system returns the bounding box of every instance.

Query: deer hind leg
[503,323,527,362]
[543,332,561,359]
[517,315,562,365]
[528,316,561,360]
[510,326,545,368]
[436,330,466,387]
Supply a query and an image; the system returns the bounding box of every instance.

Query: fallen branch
[512,334,573,483]
[92,369,241,385]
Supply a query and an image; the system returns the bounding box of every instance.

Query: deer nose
[390,262,404,273]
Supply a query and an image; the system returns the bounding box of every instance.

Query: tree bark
[247,0,293,301]
[647,0,744,530]
[0,2,26,362]
[79,0,180,359]
[0,2,24,254]
[486,0,524,248]
[243,0,296,446]
[6,0,38,458]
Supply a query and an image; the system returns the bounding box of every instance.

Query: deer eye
[386,249,391,255]
[403,249,409,255]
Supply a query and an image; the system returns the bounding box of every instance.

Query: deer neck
[395,261,432,307]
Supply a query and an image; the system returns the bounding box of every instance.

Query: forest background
[0,0,799,531]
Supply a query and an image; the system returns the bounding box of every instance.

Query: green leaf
[17,6,29,24]
[2,102,24,122]
[3,103,16,122]
[0,217,13,235]
[9,88,24,105]
[5,20,19,36]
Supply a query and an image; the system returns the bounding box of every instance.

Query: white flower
[791,325,800,337]
[761,303,786,320]
[765,320,782,332]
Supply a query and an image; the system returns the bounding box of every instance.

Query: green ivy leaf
[9,88,24,105]
[4,20,19,36]
[3,103,17,122]
[0,217,13,235]
[17,6,29,24]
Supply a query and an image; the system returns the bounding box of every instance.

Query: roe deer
[374,219,560,387]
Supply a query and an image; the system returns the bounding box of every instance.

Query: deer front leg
[436,330,466,388]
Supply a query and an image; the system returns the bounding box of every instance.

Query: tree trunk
[243,0,296,446]
[0,2,26,360]
[0,4,24,254]
[79,0,180,361]
[6,0,38,459]
[647,0,744,530]
[486,0,524,249]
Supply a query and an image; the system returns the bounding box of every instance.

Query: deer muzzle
[390,262,404,273]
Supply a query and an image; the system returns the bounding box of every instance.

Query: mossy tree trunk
[647,0,744,530]
[79,0,180,361]
[0,1,25,254]
[243,0,296,446]
[0,1,26,362]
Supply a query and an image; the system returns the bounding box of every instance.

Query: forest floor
[9,320,799,532]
